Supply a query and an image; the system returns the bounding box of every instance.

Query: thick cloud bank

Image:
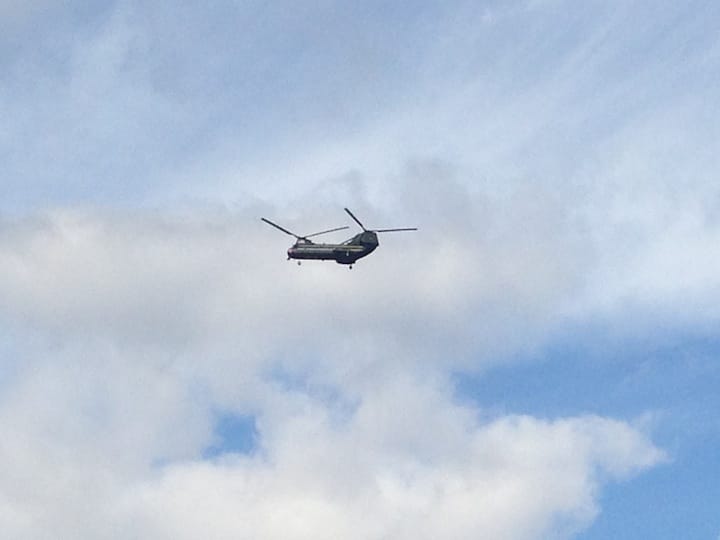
[125,412,659,540]
[0,210,664,539]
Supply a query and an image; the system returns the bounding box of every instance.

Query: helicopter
[261,208,417,268]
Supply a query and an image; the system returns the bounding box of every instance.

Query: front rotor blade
[344,208,367,231]
[304,226,350,238]
[374,227,418,233]
[260,217,300,238]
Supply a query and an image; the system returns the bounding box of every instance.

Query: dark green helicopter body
[262,208,416,268]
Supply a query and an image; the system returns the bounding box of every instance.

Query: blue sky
[458,327,720,538]
[1,1,720,538]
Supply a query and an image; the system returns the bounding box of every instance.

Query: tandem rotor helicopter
[261,208,417,268]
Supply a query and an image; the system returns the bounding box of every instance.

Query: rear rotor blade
[260,217,300,239]
[304,226,350,238]
[374,227,418,233]
[344,208,367,231]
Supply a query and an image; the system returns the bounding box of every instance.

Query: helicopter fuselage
[288,231,379,264]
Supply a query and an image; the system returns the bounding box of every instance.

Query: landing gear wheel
[297,261,302,266]
[349,265,353,270]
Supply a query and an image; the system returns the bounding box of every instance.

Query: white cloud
[112,386,663,540]
[0,361,663,540]
[0,201,670,538]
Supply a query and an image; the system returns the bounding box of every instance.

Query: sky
[1,0,719,538]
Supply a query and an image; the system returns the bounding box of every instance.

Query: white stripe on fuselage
[294,245,365,251]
